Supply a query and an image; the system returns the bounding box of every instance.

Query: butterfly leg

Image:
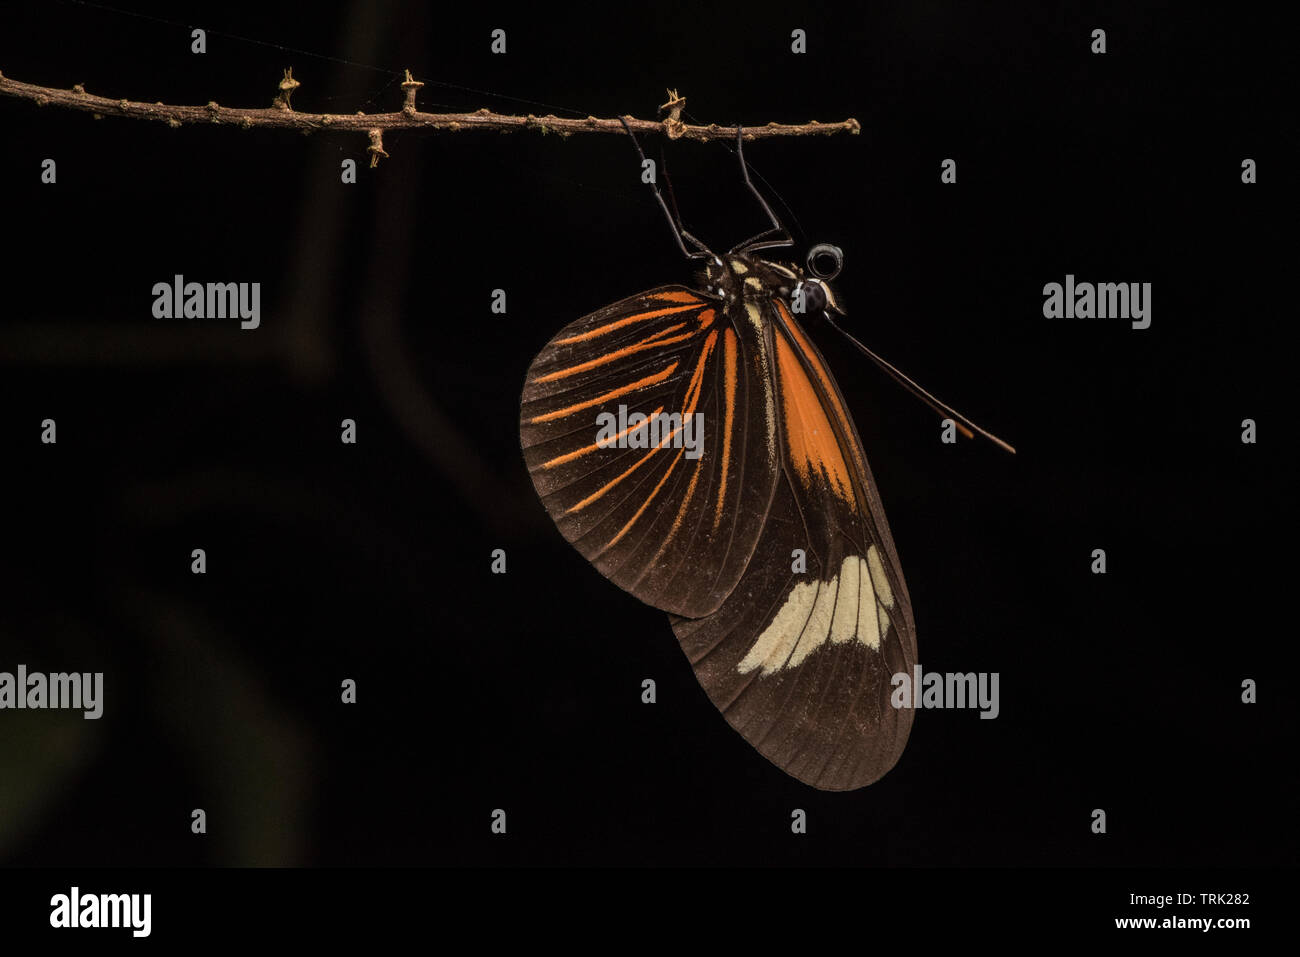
[731,125,795,253]
[618,117,717,262]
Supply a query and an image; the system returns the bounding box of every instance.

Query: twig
[0,68,860,165]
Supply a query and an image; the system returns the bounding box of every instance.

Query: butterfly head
[791,243,845,317]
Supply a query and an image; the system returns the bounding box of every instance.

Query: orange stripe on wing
[566,330,716,520]
[591,330,717,536]
[527,362,678,425]
[540,405,666,470]
[555,303,701,345]
[652,290,702,304]
[567,443,660,514]
[680,330,718,414]
[774,327,856,507]
[648,460,703,565]
[773,299,870,480]
[602,448,686,550]
[531,323,693,384]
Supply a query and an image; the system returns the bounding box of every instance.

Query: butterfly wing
[520,285,782,619]
[671,297,918,791]
[522,283,917,791]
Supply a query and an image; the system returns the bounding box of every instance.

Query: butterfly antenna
[618,117,716,262]
[823,315,1017,454]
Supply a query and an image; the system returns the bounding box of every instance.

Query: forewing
[520,286,781,618]
[671,298,918,791]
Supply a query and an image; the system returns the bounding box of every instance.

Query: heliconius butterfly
[520,126,1011,790]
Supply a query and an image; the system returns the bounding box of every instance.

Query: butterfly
[519,127,1009,791]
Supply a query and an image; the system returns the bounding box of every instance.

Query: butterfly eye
[807,243,844,280]
[799,280,828,314]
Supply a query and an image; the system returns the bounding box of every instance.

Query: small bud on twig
[273,68,300,111]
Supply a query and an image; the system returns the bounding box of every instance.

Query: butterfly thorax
[701,255,801,307]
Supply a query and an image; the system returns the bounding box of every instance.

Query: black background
[0,0,1292,874]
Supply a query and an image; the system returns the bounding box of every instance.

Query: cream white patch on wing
[866,544,895,608]
[787,577,839,668]
[828,555,861,644]
[738,554,883,675]
[856,570,882,650]
[738,579,819,676]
